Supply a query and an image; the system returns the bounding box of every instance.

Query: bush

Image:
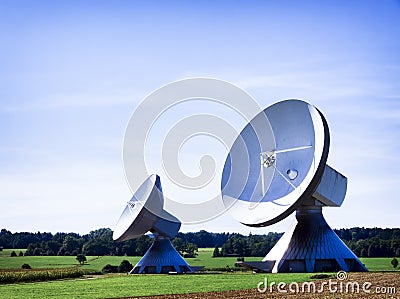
[101,264,119,274]
[118,260,133,273]
[391,257,399,270]
[21,263,32,269]
[10,251,17,257]
[19,251,24,257]
[212,246,220,257]
[101,261,133,273]
[76,254,87,264]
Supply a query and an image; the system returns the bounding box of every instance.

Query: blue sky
[1,1,399,234]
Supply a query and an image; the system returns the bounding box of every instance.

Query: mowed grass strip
[0,252,136,272]
[0,248,258,272]
[359,257,397,271]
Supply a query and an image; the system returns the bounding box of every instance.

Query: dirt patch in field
[116,272,400,299]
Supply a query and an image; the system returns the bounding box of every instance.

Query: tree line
[1,227,399,258]
[336,227,400,258]
[0,228,152,256]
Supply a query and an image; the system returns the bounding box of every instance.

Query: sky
[1,0,399,235]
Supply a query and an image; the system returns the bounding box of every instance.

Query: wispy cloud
[2,88,146,112]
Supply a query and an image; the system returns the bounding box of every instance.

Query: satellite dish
[222,99,367,273]
[113,174,195,274]
[113,174,180,242]
[222,99,329,226]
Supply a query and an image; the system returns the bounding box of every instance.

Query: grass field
[0,248,259,272]
[0,248,398,299]
[0,272,313,299]
[0,249,25,257]
[0,248,395,272]
[359,257,396,271]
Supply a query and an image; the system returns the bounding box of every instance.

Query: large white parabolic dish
[221,100,329,227]
[113,174,180,242]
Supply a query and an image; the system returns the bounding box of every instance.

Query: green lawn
[0,248,258,272]
[0,248,396,272]
[185,247,259,269]
[1,255,79,270]
[0,249,25,257]
[359,257,397,271]
[0,249,397,299]
[0,272,311,299]
[0,250,137,272]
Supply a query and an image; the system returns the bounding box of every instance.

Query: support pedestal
[130,235,193,274]
[263,206,367,273]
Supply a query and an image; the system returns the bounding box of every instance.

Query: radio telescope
[113,174,194,274]
[221,99,367,273]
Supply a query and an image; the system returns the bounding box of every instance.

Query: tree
[33,247,42,256]
[82,239,112,256]
[391,257,399,270]
[172,238,186,255]
[87,228,113,240]
[63,235,81,253]
[45,240,62,255]
[57,247,66,256]
[184,243,198,258]
[368,244,379,257]
[360,248,367,257]
[10,251,17,257]
[121,239,136,256]
[18,251,24,256]
[196,230,214,247]
[135,236,152,256]
[76,254,87,265]
[212,246,220,257]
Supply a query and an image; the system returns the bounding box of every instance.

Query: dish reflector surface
[113,174,165,242]
[221,100,329,226]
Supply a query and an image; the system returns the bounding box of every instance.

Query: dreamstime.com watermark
[257,270,397,295]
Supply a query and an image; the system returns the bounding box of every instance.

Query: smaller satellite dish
[113,174,196,274]
[113,174,180,242]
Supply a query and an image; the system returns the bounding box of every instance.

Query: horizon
[2,225,399,236]
[1,1,400,235]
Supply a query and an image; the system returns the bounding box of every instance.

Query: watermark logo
[123,78,264,224]
[257,271,397,295]
[336,270,348,281]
